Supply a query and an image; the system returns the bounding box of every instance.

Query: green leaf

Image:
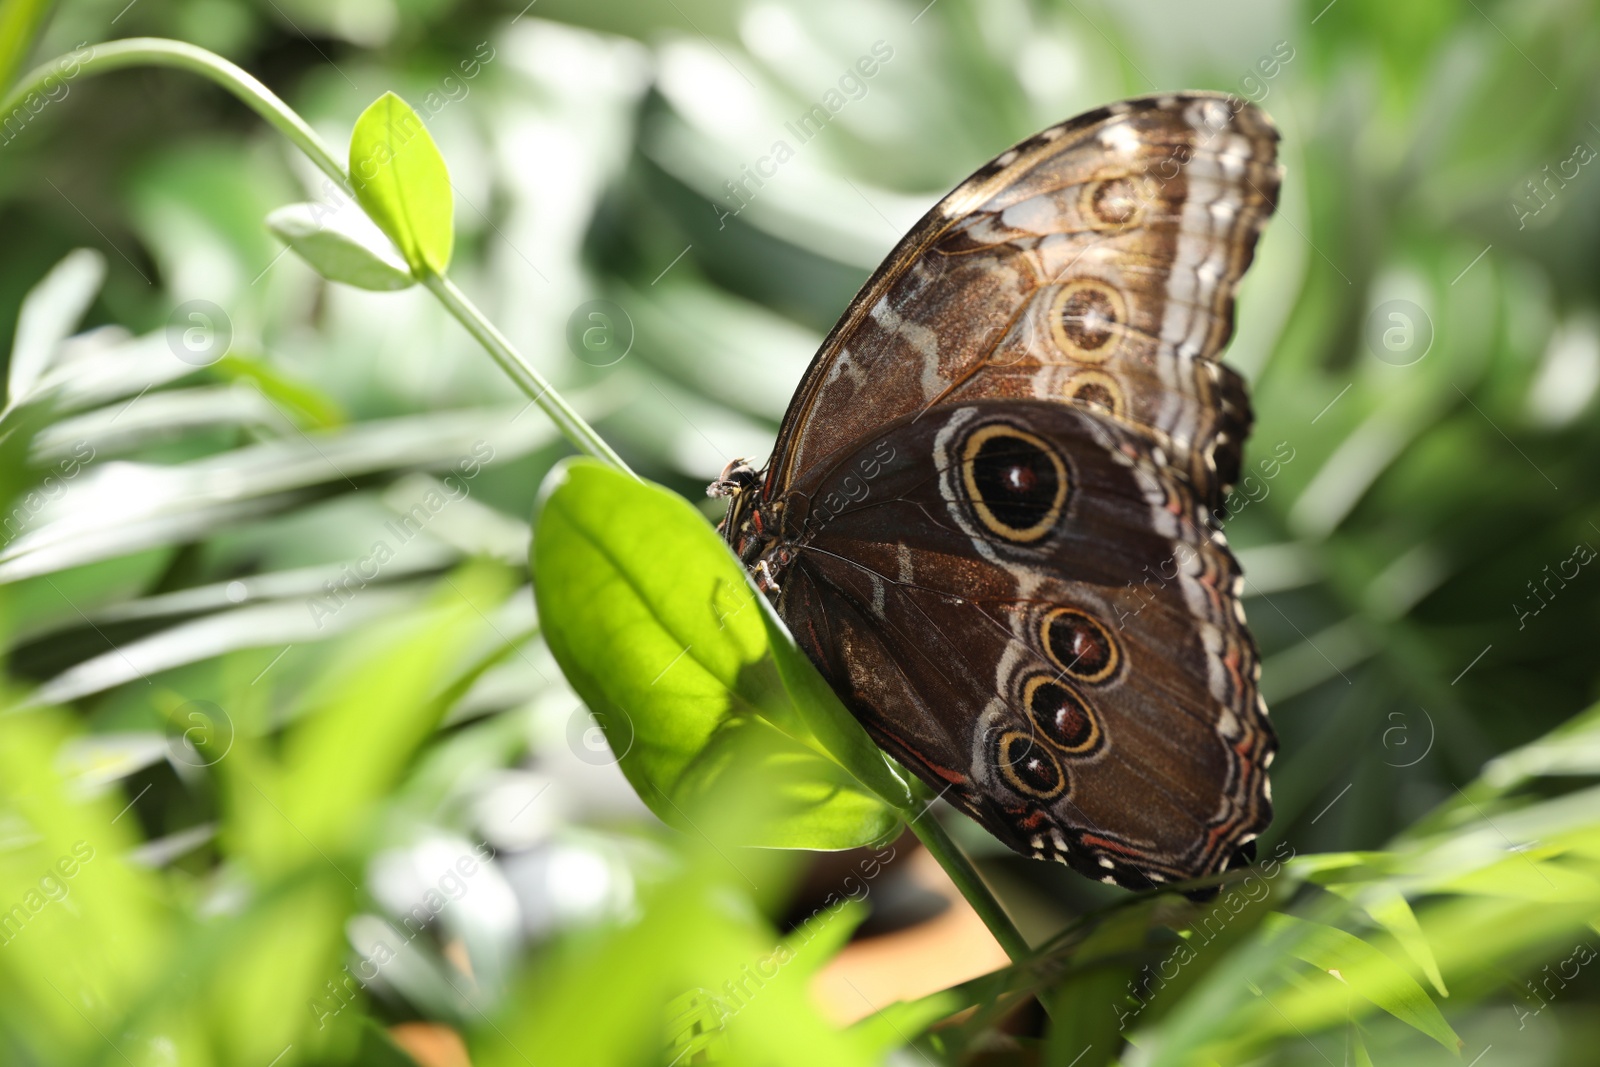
[6,247,103,408]
[1432,850,1600,903]
[227,562,516,873]
[1263,914,1459,1052]
[530,459,901,850]
[476,865,906,1067]
[1331,885,1448,997]
[0,703,169,1061]
[0,0,56,97]
[265,202,414,291]
[212,353,347,430]
[1046,902,1159,1067]
[753,593,913,810]
[347,91,453,276]
[1351,1024,1376,1067]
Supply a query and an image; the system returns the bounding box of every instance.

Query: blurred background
[2,0,1600,1063]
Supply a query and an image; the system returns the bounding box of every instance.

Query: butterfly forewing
[766,93,1279,508]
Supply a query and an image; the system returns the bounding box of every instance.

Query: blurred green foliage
[3,0,1600,1063]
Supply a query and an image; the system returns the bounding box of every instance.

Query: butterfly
[710,93,1280,890]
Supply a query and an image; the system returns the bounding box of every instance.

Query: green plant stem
[422,273,631,473]
[902,792,1031,962]
[3,38,349,190]
[1,38,632,476]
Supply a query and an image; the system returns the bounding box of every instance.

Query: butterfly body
[713,93,1280,889]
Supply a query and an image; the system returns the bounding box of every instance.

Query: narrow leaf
[7,248,104,406]
[1334,885,1448,997]
[1047,903,1158,1067]
[1264,914,1459,1051]
[1351,1024,1376,1067]
[348,92,453,275]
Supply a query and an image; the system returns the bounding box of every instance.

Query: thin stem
[4,38,348,190]
[422,274,632,473]
[3,38,632,475]
[902,799,1061,1018]
[902,793,1031,962]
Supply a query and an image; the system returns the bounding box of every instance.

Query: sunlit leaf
[0,403,560,583]
[531,459,901,849]
[1351,1024,1376,1067]
[1347,886,1449,997]
[212,354,347,430]
[475,864,906,1067]
[1432,851,1600,904]
[227,562,516,873]
[1264,914,1459,1051]
[0,703,169,1062]
[347,92,453,276]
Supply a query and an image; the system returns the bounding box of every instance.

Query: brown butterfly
[711,92,1280,890]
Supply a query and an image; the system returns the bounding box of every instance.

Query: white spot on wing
[1098,121,1142,155]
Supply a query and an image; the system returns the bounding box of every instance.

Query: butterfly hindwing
[773,399,1273,887]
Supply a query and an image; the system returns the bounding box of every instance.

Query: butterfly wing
[765,92,1279,507]
[777,399,1273,887]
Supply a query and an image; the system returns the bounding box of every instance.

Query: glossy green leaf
[347,92,453,276]
[530,459,901,850]
[265,202,414,291]
[1264,914,1459,1052]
